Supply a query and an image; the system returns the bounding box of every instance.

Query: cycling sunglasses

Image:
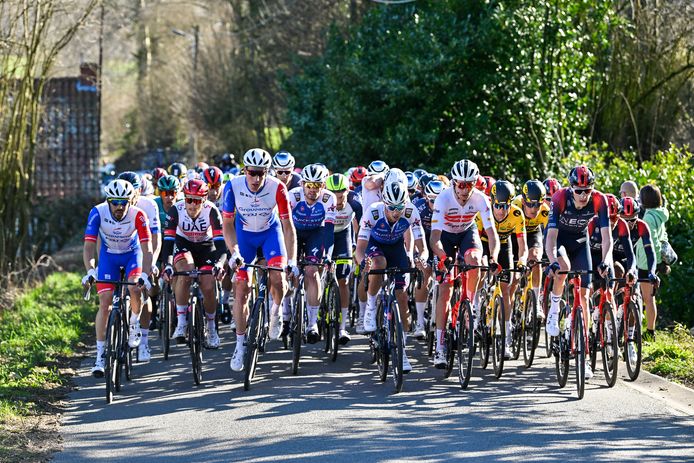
[572,188,592,196]
[493,202,510,210]
[304,181,323,189]
[108,198,129,207]
[208,182,221,189]
[246,169,267,179]
[160,190,177,197]
[386,203,405,212]
[455,181,475,190]
[185,197,204,205]
[524,200,542,208]
[276,170,292,176]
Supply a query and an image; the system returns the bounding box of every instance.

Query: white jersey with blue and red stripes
[84,202,151,253]
[221,175,291,232]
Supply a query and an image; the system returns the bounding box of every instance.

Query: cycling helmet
[168,162,187,179]
[424,180,445,199]
[183,178,209,198]
[195,161,209,174]
[491,180,515,204]
[243,148,272,169]
[117,171,142,190]
[367,160,389,176]
[620,197,640,218]
[158,174,181,192]
[405,172,419,191]
[568,165,595,188]
[384,168,407,187]
[412,168,427,180]
[152,167,167,183]
[419,173,438,190]
[105,179,135,200]
[301,163,328,182]
[326,173,349,192]
[543,178,560,199]
[606,194,620,220]
[451,159,479,182]
[382,180,408,206]
[203,166,223,186]
[186,169,200,180]
[229,167,240,176]
[140,177,154,196]
[350,166,368,186]
[272,150,295,169]
[522,180,545,202]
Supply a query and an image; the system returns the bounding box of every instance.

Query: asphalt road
[55,324,694,462]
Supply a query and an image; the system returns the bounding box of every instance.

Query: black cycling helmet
[117,171,142,190]
[168,162,187,179]
[522,180,545,202]
[491,180,515,204]
[419,173,438,190]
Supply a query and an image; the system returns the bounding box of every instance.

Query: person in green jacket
[637,184,668,340]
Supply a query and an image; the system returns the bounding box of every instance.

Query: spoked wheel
[589,311,599,373]
[456,301,475,389]
[161,286,173,360]
[321,303,330,354]
[328,282,341,362]
[522,290,539,368]
[624,302,642,381]
[190,297,204,386]
[105,311,120,403]
[390,301,404,393]
[478,291,491,369]
[121,298,133,383]
[243,298,264,391]
[543,278,553,358]
[376,300,389,382]
[574,308,586,400]
[601,303,619,387]
[291,288,304,375]
[491,295,505,379]
[555,303,569,388]
[511,296,522,361]
[349,275,359,328]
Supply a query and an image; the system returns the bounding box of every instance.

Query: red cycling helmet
[620,197,640,218]
[543,178,560,199]
[481,176,495,196]
[350,166,367,187]
[203,166,223,186]
[183,178,209,197]
[475,175,485,192]
[152,167,167,183]
[605,193,620,220]
[568,165,595,188]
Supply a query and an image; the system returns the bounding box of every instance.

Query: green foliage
[0,273,93,420]
[551,146,694,325]
[643,324,694,386]
[283,0,611,177]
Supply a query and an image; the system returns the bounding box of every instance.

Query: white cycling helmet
[424,179,445,198]
[384,167,408,187]
[301,163,328,182]
[243,148,272,169]
[272,150,295,169]
[367,160,389,176]
[451,159,479,182]
[105,179,135,200]
[382,180,408,206]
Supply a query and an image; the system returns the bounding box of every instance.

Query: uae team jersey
[288,187,337,231]
[431,187,493,233]
[358,202,424,245]
[84,202,151,253]
[222,176,290,232]
[164,200,224,243]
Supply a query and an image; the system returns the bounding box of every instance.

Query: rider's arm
[515,212,528,266]
[408,205,427,262]
[617,219,636,272]
[363,175,382,191]
[485,226,500,263]
[429,195,446,259]
[276,182,296,263]
[161,206,179,265]
[210,205,228,264]
[596,194,613,266]
[429,229,446,260]
[135,210,153,275]
[83,206,100,272]
[355,238,368,264]
[221,181,240,257]
[545,228,559,264]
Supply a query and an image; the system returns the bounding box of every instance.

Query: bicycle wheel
[349,275,359,328]
[589,311,598,373]
[376,299,389,383]
[543,278,553,358]
[491,295,505,379]
[601,303,619,387]
[624,302,642,381]
[244,296,264,391]
[555,302,569,388]
[291,286,304,375]
[511,294,522,360]
[457,301,475,389]
[104,309,120,403]
[390,300,404,393]
[121,297,132,383]
[190,296,204,385]
[329,281,341,362]
[426,294,435,356]
[478,290,491,369]
[574,308,586,399]
[522,289,539,368]
[161,284,171,360]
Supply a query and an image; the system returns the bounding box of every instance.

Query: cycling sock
[222,290,231,305]
[415,302,425,325]
[505,320,512,342]
[96,340,105,355]
[282,296,291,320]
[473,290,480,312]
[130,310,141,325]
[436,328,444,352]
[341,308,348,330]
[532,287,540,304]
[206,311,216,331]
[367,294,377,311]
[141,329,149,346]
[549,293,561,315]
[308,306,319,327]
[271,302,281,321]
[358,301,366,318]
[235,333,246,348]
[176,304,188,326]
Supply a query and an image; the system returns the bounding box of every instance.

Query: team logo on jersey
[404,207,413,218]
[322,193,330,203]
[513,209,522,217]
[293,192,301,202]
[541,210,549,217]
[371,209,379,221]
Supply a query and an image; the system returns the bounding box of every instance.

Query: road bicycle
[588,276,619,387]
[611,276,653,381]
[477,270,507,379]
[509,262,541,368]
[318,259,343,362]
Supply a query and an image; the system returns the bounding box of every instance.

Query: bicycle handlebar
[364,267,422,292]
[83,279,147,301]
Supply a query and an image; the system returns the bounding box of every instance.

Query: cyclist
[195,161,209,175]
[117,171,161,362]
[411,179,445,338]
[356,181,427,373]
[406,172,421,200]
[83,179,153,377]
[350,166,367,195]
[202,166,224,207]
[543,178,560,205]
[361,160,389,210]
[589,194,636,283]
[273,150,301,190]
[288,164,337,343]
[476,175,495,197]
[430,160,500,368]
[325,173,363,343]
[476,180,527,357]
[168,162,187,180]
[545,166,612,380]
[161,179,227,349]
[152,167,167,195]
[222,148,297,371]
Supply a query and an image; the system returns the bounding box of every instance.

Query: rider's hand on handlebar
[489,260,502,276]
[626,269,637,286]
[162,264,174,282]
[137,272,152,291]
[548,261,561,277]
[82,268,97,287]
[213,262,226,280]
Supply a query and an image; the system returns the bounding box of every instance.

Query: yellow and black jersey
[475,204,526,244]
[512,195,549,232]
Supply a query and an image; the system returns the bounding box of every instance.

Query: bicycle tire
[491,295,505,379]
[376,298,389,383]
[522,289,539,368]
[575,308,586,399]
[601,302,619,387]
[624,302,642,381]
[243,296,264,391]
[329,280,341,362]
[291,285,304,375]
[191,296,204,385]
[510,294,522,360]
[555,302,569,388]
[161,284,171,360]
[589,311,598,373]
[543,278,553,358]
[391,300,404,393]
[478,289,491,369]
[121,295,132,383]
[105,309,119,403]
[457,301,475,389]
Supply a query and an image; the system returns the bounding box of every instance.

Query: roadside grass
[0,272,93,460]
[643,324,694,387]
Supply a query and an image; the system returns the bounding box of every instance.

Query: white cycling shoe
[230,346,245,371]
[206,329,220,349]
[128,324,142,348]
[546,311,560,337]
[413,322,426,340]
[363,306,377,332]
[137,343,151,362]
[402,350,412,373]
[91,354,105,378]
[356,317,366,335]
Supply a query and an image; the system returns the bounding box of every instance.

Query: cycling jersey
[626,217,656,274]
[333,191,363,233]
[588,216,635,271]
[136,195,160,235]
[358,202,424,244]
[288,172,301,190]
[412,196,433,250]
[547,188,609,235]
[432,187,493,234]
[222,176,290,232]
[475,204,525,244]
[161,200,226,265]
[511,195,549,232]
[84,202,151,254]
[288,188,337,230]
[154,196,167,234]
[360,176,383,212]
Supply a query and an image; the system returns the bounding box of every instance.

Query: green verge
[0,272,93,422]
[643,324,694,387]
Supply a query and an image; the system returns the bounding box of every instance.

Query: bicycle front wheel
[390,300,404,393]
[522,289,539,368]
[574,308,586,400]
[511,295,522,360]
[291,287,304,375]
[244,296,264,391]
[105,310,120,403]
[161,285,172,360]
[624,302,642,381]
[555,303,569,388]
[457,301,475,389]
[190,297,204,385]
[329,281,341,362]
[376,299,389,383]
[601,303,619,387]
[491,295,505,379]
